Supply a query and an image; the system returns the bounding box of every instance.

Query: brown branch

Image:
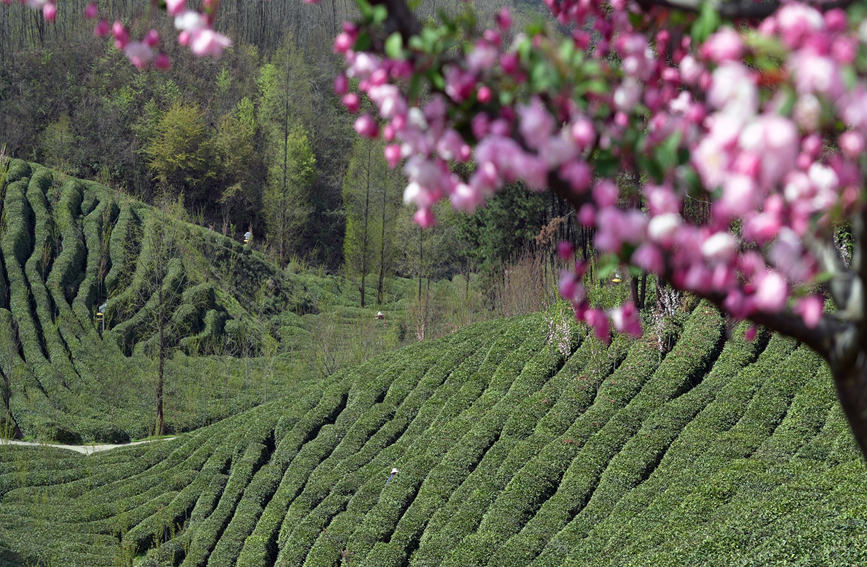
[370,0,420,38]
[634,0,855,20]
[546,169,857,362]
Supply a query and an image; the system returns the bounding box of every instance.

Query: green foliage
[1,314,863,567]
[262,123,316,265]
[143,102,215,207]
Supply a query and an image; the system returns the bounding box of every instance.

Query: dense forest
[0,0,583,285]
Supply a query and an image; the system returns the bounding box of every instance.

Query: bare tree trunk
[831,352,867,457]
[360,146,371,308]
[417,226,423,301]
[377,176,388,306]
[156,287,165,437]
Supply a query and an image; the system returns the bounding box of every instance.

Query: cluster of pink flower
[4,0,230,69]
[333,0,864,339]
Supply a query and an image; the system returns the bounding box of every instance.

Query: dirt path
[0,437,175,455]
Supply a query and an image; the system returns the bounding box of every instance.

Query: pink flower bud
[94,18,110,37]
[745,325,758,341]
[154,52,171,70]
[144,29,160,47]
[341,93,360,113]
[557,241,574,261]
[495,7,512,30]
[795,295,823,328]
[354,114,379,138]
[584,308,610,343]
[413,208,435,228]
[384,144,402,169]
[570,117,595,150]
[593,180,618,208]
[165,0,185,15]
[578,204,596,227]
[334,75,348,95]
[42,2,56,21]
[333,32,354,53]
[477,86,492,103]
[84,2,98,19]
[839,131,864,159]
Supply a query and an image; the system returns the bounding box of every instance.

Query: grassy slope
[0,161,418,442]
[0,305,863,567]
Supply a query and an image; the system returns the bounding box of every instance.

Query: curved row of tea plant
[0,310,863,566]
[0,161,328,441]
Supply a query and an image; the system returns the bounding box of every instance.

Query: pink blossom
[112,21,129,49]
[839,131,864,159]
[578,204,596,226]
[354,115,379,138]
[739,114,799,189]
[795,295,824,328]
[165,0,185,15]
[467,43,498,72]
[189,29,231,57]
[632,243,664,274]
[94,19,110,37]
[557,241,574,260]
[679,55,703,85]
[701,28,744,62]
[645,184,680,215]
[776,3,825,48]
[144,29,160,48]
[613,78,641,112]
[611,302,642,337]
[708,63,757,117]
[413,208,435,228]
[174,10,207,32]
[584,308,610,343]
[450,182,485,212]
[559,270,586,303]
[753,270,788,312]
[593,180,618,208]
[42,2,55,21]
[701,232,738,263]
[444,66,476,102]
[154,52,171,70]
[560,160,592,193]
[570,117,595,150]
[790,51,843,99]
[495,8,512,30]
[123,41,153,69]
[518,97,554,150]
[84,2,98,18]
[647,213,681,244]
[341,93,360,113]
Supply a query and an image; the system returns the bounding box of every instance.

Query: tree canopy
[6,0,867,458]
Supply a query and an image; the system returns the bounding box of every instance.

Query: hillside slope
[1,306,863,566]
[0,160,323,442]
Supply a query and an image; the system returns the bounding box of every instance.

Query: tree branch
[634,0,854,20]
[370,0,420,38]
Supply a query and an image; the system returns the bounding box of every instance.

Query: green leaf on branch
[691,2,720,45]
[371,5,388,24]
[593,150,620,179]
[354,31,372,52]
[385,33,404,59]
[654,131,682,173]
[597,254,621,280]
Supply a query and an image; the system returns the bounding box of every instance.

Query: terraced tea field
[1,305,864,566]
[0,161,416,443]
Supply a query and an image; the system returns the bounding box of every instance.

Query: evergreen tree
[262,123,315,265]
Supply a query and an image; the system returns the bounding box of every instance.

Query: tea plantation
[0,161,415,442]
[1,301,865,566]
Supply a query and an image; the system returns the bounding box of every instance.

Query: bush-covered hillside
[0,161,392,442]
[1,306,864,566]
